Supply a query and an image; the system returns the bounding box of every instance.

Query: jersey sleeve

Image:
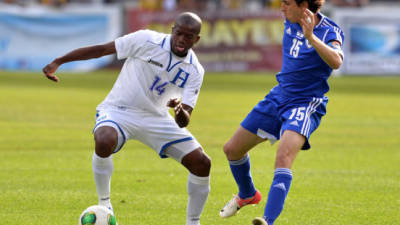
[324,26,344,58]
[324,26,344,46]
[114,30,151,60]
[181,65,204,109]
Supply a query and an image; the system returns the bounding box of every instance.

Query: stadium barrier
[2,3,398,75]
[0,3,121,72]
[127,9,284,72]
[332,7,400,75]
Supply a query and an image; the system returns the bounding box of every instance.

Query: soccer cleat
[219,190,262,218]
[252,217,268,225]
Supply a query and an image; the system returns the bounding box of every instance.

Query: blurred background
[0,0,400,75]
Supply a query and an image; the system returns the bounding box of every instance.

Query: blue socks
[230,157,293,225]
[229,155,256,199]
[264,168,293,225]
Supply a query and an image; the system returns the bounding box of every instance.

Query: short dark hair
[175,12,202,34]
[294,0,325,13]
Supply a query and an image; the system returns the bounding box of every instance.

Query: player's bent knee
[223,142,243,160]
[199,154,211,172]
[182,149,211,177]
[94,127,118,157]
[223,142,234,157]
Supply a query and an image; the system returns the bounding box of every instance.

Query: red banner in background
[127,9,284,72]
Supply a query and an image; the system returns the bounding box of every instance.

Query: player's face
[281,0,305,23]
[171,24,200,57]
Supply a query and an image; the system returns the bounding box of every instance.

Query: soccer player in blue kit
[219,0,344,224]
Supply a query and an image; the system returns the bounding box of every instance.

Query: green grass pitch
[0,70,399,225]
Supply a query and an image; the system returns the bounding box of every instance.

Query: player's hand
[167,98,184,116]
[300,8,315,40]
[167,98,191,127]
[167,98,181,108]
[42,61,60,82]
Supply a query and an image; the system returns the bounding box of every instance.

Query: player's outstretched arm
[42,41,116,82]
[167,98,193,128]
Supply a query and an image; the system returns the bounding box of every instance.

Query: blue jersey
[276,13,344,97]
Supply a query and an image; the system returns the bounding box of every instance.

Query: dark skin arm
[42,41,116,82]
[167,98,193,128]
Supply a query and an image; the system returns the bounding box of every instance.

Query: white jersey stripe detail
[307,98,323,136]
[302,99,316,136]
[301,98,323,136]
[322,29,330,43]
[301,98,317,136]
[300,98,315,136]
[304,100,315,136]
[303,98,320,136]
[335,30,343,44]
[305,98,323,136]
[323,19,334,28]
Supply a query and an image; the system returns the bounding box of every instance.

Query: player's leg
[92,126,117,211]
[221,95,283,218]
[256,97,327,225]
[180,146,211,177]
[137,114,210,225]
[224,127,265,195]
[166,144,211,225]
[94,126,118,157]
[182,147,211,225]
[224,126,265,161]
[220,126,265,218]
[92,114,126,211]
[256,130,303,225]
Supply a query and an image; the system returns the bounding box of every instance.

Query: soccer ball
[78,205,117,225]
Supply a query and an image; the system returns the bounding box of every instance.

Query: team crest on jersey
[286,27,292,35]
[148,59,163,68]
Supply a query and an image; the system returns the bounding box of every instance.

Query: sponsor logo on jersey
[148,59,163,68]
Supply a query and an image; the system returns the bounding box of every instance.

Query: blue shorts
[241,87,328,150]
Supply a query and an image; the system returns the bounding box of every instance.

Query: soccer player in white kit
[42,12,211,225]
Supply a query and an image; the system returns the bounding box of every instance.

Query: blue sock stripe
[229,154,249,166]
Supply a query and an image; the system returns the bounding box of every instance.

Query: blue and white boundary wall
[332,8,400,75]
[0,4,122,72]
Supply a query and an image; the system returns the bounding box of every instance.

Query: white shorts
[93,106,201,162]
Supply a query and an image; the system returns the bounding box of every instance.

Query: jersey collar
[315,12,325,28]
[286,12,325,30]
[161,34,193,64]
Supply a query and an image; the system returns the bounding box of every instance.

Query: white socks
[92,153,113,209]
[186,173,210,225]
[92,153,210,224]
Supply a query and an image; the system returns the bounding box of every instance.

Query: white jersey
[97,29,204,116]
